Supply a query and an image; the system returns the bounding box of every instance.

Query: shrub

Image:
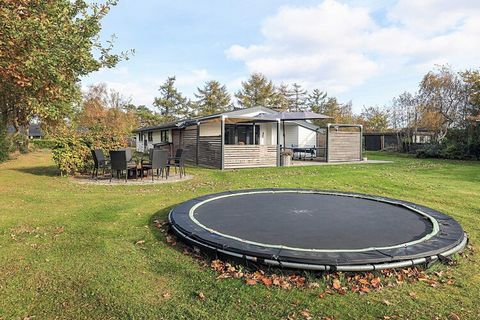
[0,125,9,162]
[9,133,29,154]
[416,143,444,158]
[51,129,91,175]
[31,139,55,149]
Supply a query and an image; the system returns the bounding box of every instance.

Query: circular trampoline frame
[168,189,468,271]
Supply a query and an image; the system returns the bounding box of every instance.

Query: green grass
[0,150,479,319]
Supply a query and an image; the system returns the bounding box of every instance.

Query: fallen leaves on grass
[170,229,465,295]
[135,240,145,245]
[299,309,312,320]
[162,292,171,299]
[197,292,206,301]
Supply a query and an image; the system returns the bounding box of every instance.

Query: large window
[160,130,170,142]
[225,124,259,145]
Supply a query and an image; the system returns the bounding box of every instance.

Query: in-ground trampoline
[168,189,467,271]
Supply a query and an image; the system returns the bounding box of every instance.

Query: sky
[82,0,480,113]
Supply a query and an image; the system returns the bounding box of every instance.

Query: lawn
[0,150,479,320]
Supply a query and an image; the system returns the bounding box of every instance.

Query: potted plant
[281,148,293,166]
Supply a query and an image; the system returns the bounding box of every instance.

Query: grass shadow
[14,165,60,177]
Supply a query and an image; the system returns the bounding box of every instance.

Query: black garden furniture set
[91,148,186,182]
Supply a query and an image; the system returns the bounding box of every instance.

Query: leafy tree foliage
[462,70,480,119]
[357,106,389,132]
[52,84,137,174]
[153,77,189,121]
[0,0,130,131]
[235,73,277,109]
[194,80,232,116]
[130,105,163,127]
[418,65,467,140]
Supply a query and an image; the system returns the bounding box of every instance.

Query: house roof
[133,106,323,133]
[7,124,43,137]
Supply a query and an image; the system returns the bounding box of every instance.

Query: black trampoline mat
[193,192,433,250]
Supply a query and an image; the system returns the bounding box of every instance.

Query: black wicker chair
[141,149,170,181]
[109,150,137,182]
[169,149,186,178]
[91,149,109,179]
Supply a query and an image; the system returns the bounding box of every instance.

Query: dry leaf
[382,299,393,306]
[449,312,460,320]
[261,277,273,286]
[197,292,206,301]
[162,292,171,299]
[300,309,312,320]
[332,279,342,290]
[246,279,257,285]
[135,240,145,245]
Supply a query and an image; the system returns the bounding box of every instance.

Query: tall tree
[418,66,468,140]
[194,80,232,116]
[462,69,480,119]
[153,76,189,121]
[133,105,163,127]
[272,84,292,112]
[235,73,277,109]
[357,106,389,132]
[0,0,130,133]
[306,89,328,114]
[320,97,354,124]
[289,83,308,112]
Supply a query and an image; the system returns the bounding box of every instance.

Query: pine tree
[272,84,293,112]
[289,83,308,112]
[306,89,328,113]
[235,73,277,109]
[194,81,232,116]
[153,77,189,121]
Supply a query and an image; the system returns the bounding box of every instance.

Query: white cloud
[83,68,212,107]
[226,0,480,94]
[175,69,210,87]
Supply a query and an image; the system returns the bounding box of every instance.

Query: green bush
[51,132,91,175]
[416,127,480,160]
[9,133,29,154]
[416,143,444,158]
[0,126,9,162]
[31,139,55,149]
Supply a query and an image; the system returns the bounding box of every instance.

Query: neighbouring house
[133,107,363,169]
[7,124,44,139]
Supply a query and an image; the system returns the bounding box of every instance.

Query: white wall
[298,126,317,147]
[282,124,298,147]
[138,129,172,152]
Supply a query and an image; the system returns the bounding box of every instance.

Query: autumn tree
[52,84,137,174]
[235,73,277,109]
[418,65,468,140]
[318,97,354,124]
[194,80,232,116]
[357,106,389,132]
[153,77,189,121]
[0,0,130,135]
[462,69,480,119]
